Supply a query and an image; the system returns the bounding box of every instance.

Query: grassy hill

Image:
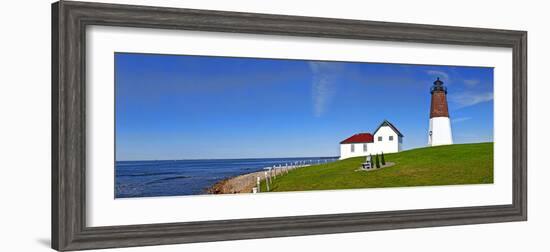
[261,142,493,192]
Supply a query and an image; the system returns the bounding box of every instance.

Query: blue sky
[115,53,493,161]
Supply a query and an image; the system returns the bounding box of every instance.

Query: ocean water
[115,157,337,198]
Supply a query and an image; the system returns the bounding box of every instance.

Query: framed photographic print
[52,1,527,251]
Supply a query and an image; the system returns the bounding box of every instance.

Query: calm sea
[115,157,337,198]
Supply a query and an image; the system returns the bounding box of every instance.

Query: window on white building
[351,144,355,152]
[378,136,382,141]
[363,143,367,152]
[389,136,394,141]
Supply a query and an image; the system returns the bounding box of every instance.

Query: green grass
[261,142,493,192]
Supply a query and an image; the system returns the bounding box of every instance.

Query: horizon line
[116,155,340,163]
[116,141,494,162]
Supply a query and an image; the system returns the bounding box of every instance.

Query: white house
[339,120,403,160]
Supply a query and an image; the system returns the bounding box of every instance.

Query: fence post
[264,171,270,192]
[257,176,261,192]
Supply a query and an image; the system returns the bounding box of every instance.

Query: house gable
[373,120,404,138]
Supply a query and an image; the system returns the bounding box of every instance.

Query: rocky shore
[207,166,299,194]
[207,170,265,194]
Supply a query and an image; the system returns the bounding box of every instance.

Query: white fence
[252,158,338,193]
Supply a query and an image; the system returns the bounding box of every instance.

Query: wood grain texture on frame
[51,1,527,251]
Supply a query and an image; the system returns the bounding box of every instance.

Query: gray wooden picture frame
[52,1,527,251]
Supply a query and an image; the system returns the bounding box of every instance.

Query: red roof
[340,133,374,144]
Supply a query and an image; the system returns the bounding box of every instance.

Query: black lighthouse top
[430,77,447,94]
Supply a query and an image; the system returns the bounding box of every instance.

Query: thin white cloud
[452,117,472,123]
[309,62,341,117]
[426,70,450,83]
[449,91,493,108]
[464,79,480,86]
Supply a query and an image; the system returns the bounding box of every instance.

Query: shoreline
[207,165,310,194]
[207,170,265,194]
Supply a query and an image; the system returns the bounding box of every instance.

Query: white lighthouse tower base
[428,117,453,146]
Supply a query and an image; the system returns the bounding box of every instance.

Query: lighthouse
[428,77,453,146]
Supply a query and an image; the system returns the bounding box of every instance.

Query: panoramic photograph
[114,53,494,198]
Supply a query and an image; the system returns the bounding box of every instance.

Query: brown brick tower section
[429,78,449,118]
